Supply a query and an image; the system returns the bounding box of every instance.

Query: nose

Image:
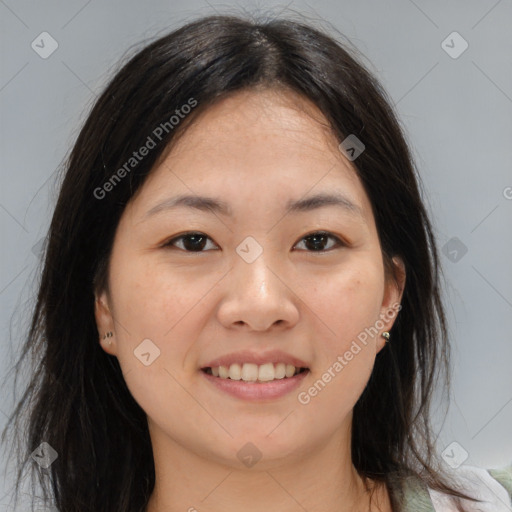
[216,248,300,332]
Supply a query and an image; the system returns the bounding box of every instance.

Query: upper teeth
[209,363,302,381]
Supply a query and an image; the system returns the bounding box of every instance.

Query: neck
[145,421,391,512]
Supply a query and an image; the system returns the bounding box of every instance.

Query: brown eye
[163,231,344,253]
[294,231,345,252]
[163,232,218,252]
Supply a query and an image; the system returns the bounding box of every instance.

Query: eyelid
[293,231,346,251]
[161,231,218,251]
[162,230,346,252]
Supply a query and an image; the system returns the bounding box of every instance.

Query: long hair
[1,12,478,512]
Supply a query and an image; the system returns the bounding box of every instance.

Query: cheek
[298,256,384,347]
[106,256,183,377]
[108,254,229,387]
[111,254,212,337]
[107,257,209,418]
[296,257,384,408]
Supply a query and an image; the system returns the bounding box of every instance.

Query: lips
[200,349,309,370]
[201,365,310,400]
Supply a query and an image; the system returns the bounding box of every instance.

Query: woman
[2,13,510,512]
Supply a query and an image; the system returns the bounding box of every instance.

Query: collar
[398,474,436,512]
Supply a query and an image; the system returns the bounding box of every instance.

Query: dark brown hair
[1,12,479,512]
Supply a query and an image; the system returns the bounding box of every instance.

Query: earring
[381,331,390,343]
[103,331,113,345]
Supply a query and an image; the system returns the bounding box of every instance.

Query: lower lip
[200,369,310,401]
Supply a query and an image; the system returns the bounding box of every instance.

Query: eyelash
[161,231,346,253]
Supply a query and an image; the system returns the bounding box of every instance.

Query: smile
[200,365,310,401]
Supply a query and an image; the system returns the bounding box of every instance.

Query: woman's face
[95,87,405,468]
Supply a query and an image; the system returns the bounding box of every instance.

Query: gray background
[1,0,511,509]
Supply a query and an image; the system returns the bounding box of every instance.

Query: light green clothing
[400,464,512,511]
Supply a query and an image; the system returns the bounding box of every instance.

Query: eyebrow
[144,192,365,220]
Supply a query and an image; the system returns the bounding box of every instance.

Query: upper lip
[201,349,309,369]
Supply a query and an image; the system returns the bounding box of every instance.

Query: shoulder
[427,463,512,512]
[399,463,512,512]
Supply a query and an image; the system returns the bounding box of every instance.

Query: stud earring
[103,331,113,345]
[381,331,390,342]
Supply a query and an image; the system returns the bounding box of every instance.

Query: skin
[95,87,406,512]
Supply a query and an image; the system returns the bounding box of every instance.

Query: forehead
[130,88,372,223]
[169,87,343,160]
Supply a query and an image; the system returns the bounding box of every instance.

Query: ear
[95,289,117,355]
[376,255,406,353]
